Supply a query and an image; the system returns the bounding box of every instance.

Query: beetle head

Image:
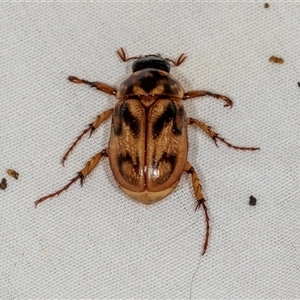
[132,55,171,73]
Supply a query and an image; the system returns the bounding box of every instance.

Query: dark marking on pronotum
[139,70,168,93]
[152,102,183,138]
[249,195,257,206]
[163,82,177,95]
[114,102,140,137]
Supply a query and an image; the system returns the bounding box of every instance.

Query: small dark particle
[249,195,257,206]
[0,178,7,190]
[269,56,284,64]
[298,82,300,88]
[264,3,269,8]
[7,169,19,180]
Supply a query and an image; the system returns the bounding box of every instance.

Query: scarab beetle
[35,48,259,255]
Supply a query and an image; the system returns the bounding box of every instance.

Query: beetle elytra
[35,48,259,255]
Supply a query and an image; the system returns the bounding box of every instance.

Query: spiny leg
[187,117,260,151]
[165,53,187,66]
[184,162,210,256]
[68,76,117,95]
[61,108,113,165]
[184,90,233,108]
[35,149,108,207]
[117,47,141,62]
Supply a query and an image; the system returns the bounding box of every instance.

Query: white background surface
[0,2,299,299]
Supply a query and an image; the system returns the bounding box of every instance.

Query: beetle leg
[68,76,117,96]
[184,162,209,255]
[35,149,108,207]
[61,109,113,165]
[183,90,233,108]
[187,117,260,151]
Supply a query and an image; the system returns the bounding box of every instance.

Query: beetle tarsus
[199,199,210,256]
[61,109,113,165]
[213,134,260,151]
[187,118,259,152]
[184,162,210,255]
[61,126,93,166]
[68,76,117,95]
[35,174,81,207]
[184,90,233,108]
[37,149,108,207]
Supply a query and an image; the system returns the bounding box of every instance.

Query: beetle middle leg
[61,108,113,165]
[35,149,108,207]
[187,117,260,151]
[184,162,209,255]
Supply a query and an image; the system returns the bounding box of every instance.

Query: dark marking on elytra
[114,102,140,138]
[152,102,184,138]
[159,152,176,173]
[152,151,177,183]
[117,152,140,183]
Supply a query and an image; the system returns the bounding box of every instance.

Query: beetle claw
[195,198,205,211]
[79,173,84,187]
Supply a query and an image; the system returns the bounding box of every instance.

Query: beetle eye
[132,56,170,73]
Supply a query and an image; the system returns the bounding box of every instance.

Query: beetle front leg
[184,162,210,255]
[68,76,117,96]
[35,149,108,207]
[61,108,113,165]
[187,117,260,151]
[184,90,233,108]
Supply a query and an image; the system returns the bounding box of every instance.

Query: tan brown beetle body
[110,69,187,204]
[36,48,259,255]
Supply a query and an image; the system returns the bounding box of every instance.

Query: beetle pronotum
[36,48,259,255]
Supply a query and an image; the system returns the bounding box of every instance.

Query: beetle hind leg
[184,162,210,256]
[35,149,108,207]
[187,117,260,151]
[61,109,113,165]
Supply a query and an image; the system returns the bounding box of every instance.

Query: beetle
[35,48,259,255]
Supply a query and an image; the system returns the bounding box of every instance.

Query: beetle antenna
[117,47,141,62]
[165,53,187,67]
